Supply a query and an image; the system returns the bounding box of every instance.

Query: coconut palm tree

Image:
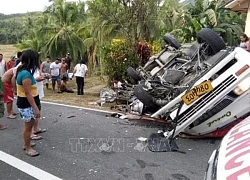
[43,0,85,61]
[16,29,45,54]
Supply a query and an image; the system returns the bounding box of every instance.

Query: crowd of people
[1,35,246,157]
[0,50,88,157]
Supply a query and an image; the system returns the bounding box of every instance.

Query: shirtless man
[2,68,17,118]
[0,77,6,130]
[60,58,68,80]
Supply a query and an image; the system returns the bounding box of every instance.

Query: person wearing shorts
[0,77,6,130]
[50,57,62,93]
[40,56,51,90]
[60,58,68,81]
[16,50,41,157]
[2,68,17,119]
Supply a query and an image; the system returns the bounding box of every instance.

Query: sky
[0,0,80,15]
[0,0,188,15]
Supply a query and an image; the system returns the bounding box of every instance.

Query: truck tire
[127,67,141,83]
[197,28,226,54]
[134,85,159,110]
[163,33,181,49]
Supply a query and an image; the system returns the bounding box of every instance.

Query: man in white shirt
[0,54,7,77]
[72,60,88,95]
[50,58,62,93]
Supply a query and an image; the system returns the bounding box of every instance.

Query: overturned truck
[127,28,250,140]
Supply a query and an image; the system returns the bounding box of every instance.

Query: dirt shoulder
[42,76,116,111]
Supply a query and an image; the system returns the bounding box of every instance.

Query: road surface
[0,102,221,180]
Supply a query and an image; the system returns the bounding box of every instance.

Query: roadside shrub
[102,39,160,86]
[102,40,139,85]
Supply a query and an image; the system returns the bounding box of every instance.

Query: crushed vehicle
[128,28,226,110]
[204,115,250,180]
[125,28,250,142]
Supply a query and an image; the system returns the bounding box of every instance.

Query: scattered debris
[137,137,147,142]
[110,113,124,118]
[67,115,76,118]
[96,88,116,106]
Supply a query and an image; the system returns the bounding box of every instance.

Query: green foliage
[166,0,246,46]
[0,12,41,44]
[42,0,86,61]
[0,0,247,85]
[101,39,154,84]
[87,0,164,45]
[101,41,139,85]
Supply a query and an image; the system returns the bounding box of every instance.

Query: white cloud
[0,0,81,15]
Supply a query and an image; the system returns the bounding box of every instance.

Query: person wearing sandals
[30,64,47,140]
[2,68,18,119]
[16,50,41,157]
[13,62,46,140]
[0,77,6,130]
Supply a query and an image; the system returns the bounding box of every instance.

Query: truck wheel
[163,33,181,49]
[127,67,141,83]
[197,28,226,55]
[134,85,159,110]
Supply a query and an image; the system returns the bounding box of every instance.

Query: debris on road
[96,88,116,106]
[137,137,147,142]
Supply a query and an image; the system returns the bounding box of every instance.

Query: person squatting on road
[2,68,18,119]
[50,57,62,93]
[16,50,41,157]
[73,60,88,95]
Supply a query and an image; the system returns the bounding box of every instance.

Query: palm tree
[43,0,85,61]
[77,15,120,75]
[16,29,45,53]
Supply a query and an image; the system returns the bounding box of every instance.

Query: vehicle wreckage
[121,28,250,145]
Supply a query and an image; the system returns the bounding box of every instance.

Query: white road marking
[14,97,115,114]
[0,150,62,180]
[41,100,115,114]
[5,98,114,179]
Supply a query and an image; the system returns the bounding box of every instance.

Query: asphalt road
[0,102,221,180]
